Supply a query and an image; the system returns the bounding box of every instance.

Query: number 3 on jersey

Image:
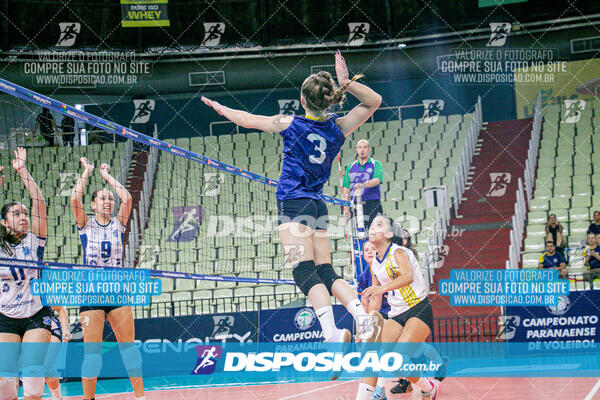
[307,133,327,164]
[101,241,111,259]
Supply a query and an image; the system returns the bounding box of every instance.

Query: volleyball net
[0,78,357,295]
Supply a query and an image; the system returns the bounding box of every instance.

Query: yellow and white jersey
[371,243,428,317]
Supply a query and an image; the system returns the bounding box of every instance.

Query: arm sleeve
[342,164,351,188]
[372,160,383,182]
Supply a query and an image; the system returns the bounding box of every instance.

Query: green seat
[569,220,589,235]
[554,166,574,178]
[533,186,552,200]
[550,198,570,210]
[569,207,589,221]
[402,119,417,128]
[529,198,549,211]
[526,224,546,238]
[572,195,591,208]
[523,252,541,268]
[528,211,547,224]
[537,157,555,168]
[524,234,544,251]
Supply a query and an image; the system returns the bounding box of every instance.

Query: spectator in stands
[583,232,600,286]
[60,114,76,146]
[33,107,58,146]
[538,240,568,278]
[545,213,565,257]
[587,211,600,236]
[342,139,383,229]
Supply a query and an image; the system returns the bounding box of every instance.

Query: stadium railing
[451,96,482,215]
[506,92,542,269]
[422,96,482,285]
[432,315,502,342]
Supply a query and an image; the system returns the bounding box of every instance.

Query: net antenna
[337,154,354,277]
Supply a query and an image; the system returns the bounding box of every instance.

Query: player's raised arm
[333,51,382,137]
[99,163,132,227]
[71,157,93,229]
[13,147,47,238]
[201,96,293,134]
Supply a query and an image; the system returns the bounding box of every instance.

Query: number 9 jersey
[276,114,345,201]
[79,217,125,267]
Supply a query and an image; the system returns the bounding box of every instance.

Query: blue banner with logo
[258,305,353,342]
[503,291,600,354]
[116,312,258,342]
[9,342,600,379]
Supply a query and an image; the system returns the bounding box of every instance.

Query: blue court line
[38,376,352,397]
[455,363,581,375]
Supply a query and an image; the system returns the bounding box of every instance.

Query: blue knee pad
[120,345,142,375]
[81,353,102,378]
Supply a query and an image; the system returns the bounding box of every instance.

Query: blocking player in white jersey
[0,147,51,400]
[357,215,440,400]
[70,158,144,400]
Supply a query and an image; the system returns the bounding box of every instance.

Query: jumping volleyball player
[359,215,440,400]
[0,148,50,400]
[202,50,384,345]
[70,158,144,400]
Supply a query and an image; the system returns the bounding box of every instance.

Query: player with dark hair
[70,157,144,400]
[0,148,51,400]
[359,215,440,400]
[202,50,384,347]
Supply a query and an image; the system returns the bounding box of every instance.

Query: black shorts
[0,306,53,337]
[79,306,123,314]
[277,198,329,230]
[391,297,434,333]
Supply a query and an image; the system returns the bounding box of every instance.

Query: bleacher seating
[143,113,474,316]
[0,143,125,264]
[521,99,600,290]
[0,113,475,317]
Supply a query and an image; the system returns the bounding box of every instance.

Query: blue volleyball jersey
[276,115,345,201]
